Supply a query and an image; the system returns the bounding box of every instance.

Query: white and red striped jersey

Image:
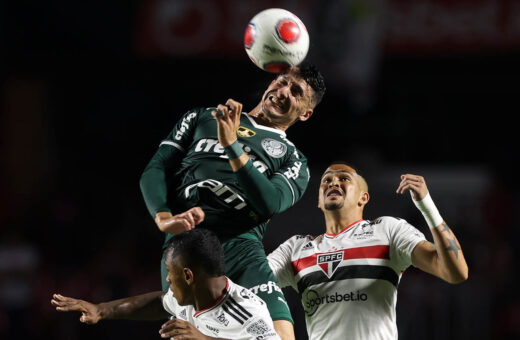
[162,277,280,340]
[268,217,426,340]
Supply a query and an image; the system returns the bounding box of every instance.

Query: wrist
[413,192,443,229]
[224,140,243,160]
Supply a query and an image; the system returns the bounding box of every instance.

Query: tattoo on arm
[440,222,451,233]
[445,238,461,259]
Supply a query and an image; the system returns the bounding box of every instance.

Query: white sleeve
[386,217,426,271]
[267,238,297,290]
[161,289,180,317]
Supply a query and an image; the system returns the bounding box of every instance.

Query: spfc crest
[261,138,287,158]
[317,251,343,278]
[237,126,256,137]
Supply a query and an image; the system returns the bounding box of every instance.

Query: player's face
[260,68,314,127]
[165,252,193,306]
[318,164,366,211]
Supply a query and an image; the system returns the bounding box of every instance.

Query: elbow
[446,267,469,284]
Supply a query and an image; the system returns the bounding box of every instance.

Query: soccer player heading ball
[139,64,326,339]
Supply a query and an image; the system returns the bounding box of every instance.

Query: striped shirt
[162,278,281,340]
[267,217,426,340]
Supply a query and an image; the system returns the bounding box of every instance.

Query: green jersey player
[140,65,326,340]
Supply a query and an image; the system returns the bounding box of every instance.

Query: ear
[183,268,194,285]
[298,108,313,122]
[358,192,370,207]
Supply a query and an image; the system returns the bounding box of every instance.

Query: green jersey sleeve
[140,109,199,217]
[235,149,309,218]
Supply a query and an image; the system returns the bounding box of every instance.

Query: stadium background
[1,0,518,339]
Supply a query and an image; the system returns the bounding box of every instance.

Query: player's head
[318,161,369,213]
[164,228,225,306]
[260,63,326,128]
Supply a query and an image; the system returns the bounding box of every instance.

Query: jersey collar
[243,112,287,137]
[325,219,365,238]
[193,278,230,318]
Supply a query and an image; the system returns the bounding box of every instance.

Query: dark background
[1,0,518,339]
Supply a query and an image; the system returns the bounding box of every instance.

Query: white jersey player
[268,162,468,340]
[52,228,280,340]
[162,277,280,339]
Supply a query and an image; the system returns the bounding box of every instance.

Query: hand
[211,99,243,147]
[155,207,205,234]
[396,174,429,201]
[159,318,212,339]
[51,294,102,324]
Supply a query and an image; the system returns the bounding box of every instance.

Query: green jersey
[140,107,310,243]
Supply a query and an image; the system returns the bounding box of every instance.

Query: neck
[323,208,363,235]
[193,276,228,311]
[248,103,290,131]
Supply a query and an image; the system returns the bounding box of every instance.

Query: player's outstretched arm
[51,291,169,323]
[155,207,205,234]
[396,174,469,284]
[159,318,230,340]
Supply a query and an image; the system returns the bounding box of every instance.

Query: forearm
[233,159,288,217]
[429,221,468,283]
[98,291,168,321]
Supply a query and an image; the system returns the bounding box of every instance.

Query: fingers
[159,319,190,338]
[225,98,243,120]
[212,99,243,121]
[189,207,205,224]
[51,294,84,312]
[396,174,428,200]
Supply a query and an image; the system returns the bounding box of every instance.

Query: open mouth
[268,94,287,112]
[326,188,343,198]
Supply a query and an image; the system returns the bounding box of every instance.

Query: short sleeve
[386,217,426,271]
[162,289,180,317]
[267,237,298,290]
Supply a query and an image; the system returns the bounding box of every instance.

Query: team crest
[237,126,256,137]
[317,251,344,278]
[261,138,287,158]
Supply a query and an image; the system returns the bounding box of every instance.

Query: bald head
[322,163,369,193]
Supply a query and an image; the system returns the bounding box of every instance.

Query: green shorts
[160,236,293,324]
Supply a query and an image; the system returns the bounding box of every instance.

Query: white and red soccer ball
[244,8,309,73]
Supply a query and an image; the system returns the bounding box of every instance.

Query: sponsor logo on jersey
[246,319,276,338]
[301,242,314,251]
[184,179,247,210]
[179,309,187,319]
[205,324,220,334]
[352,223,374,240]
[303,289,368,316]
[317,251,344,278]
[249,281,282,296]
[237,126,256,137]
[216,312,229,326]
[193,138,268,173]
[261,138,287,158]
[175,112,197,141]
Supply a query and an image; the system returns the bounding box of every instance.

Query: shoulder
[227,279,270,312]
[368,216,406,227]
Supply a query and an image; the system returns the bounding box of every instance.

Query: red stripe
[292,245,390,275]
[194,279,229,317]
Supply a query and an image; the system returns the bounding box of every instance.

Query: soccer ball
[244,8,309,73]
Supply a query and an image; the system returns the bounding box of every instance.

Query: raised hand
[211,99,243,147]
[51,294,102,324]
[396,174,429,201]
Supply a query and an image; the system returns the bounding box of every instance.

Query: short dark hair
[167,228,225,276]
[285,63,326,107]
